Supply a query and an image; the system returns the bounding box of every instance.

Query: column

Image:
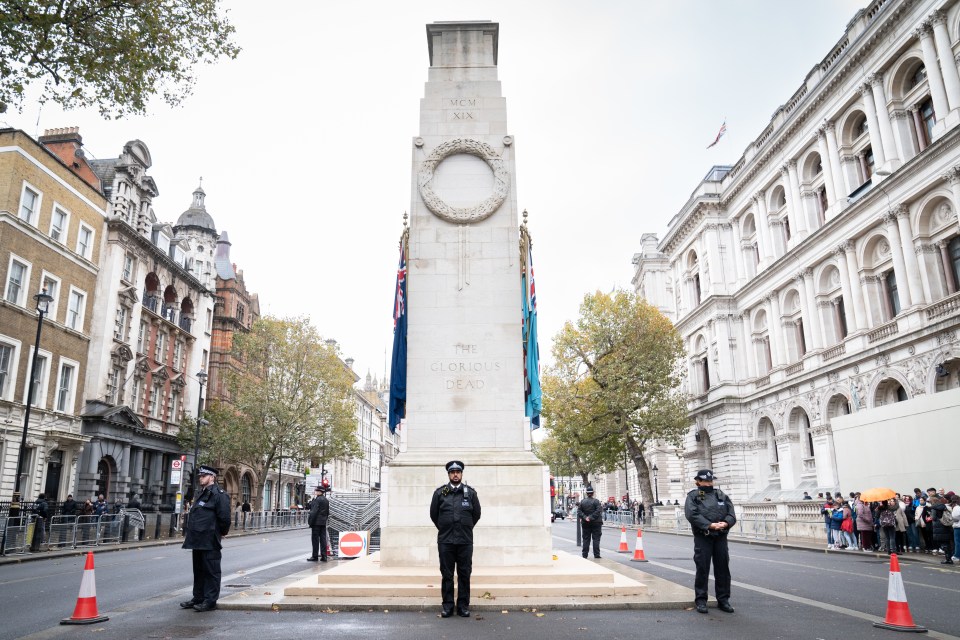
[930,10,960,113]
[794,273,814,349]
[842,242,868,330]
[890,109,917,161]
[894,204,924,306]
[816,129,837,206]
[835,245,860,331]
[943,166,960,226]
[754,191,773,263]
[801,189,820,231]
[714,315,734,382]
[132,448,144,489]
[867,74,899,164]
[938,240,958,293]
[882,209,913,308]
[916,22,950,127]
[785,161,807,235]
[728,222,742,285]
[770,219,786,256]
[767,292,785,367]
[705,223,723,289]
[801,268,823,349]
[737,313,754,379]
[858,83,887,166]
[824,122,845,207]
[911,106,928,152]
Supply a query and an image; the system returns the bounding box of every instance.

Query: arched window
[241,475,251,503]
[919,99,935,147]
[949,237,960,292]
[907,64,927,91]
[885,270,901,317]
[855,114,869,138]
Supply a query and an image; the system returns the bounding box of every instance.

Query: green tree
[180,316,360,502]
[542,290,689,513]
[0,0,240,116]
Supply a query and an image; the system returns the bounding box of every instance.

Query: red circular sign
[339,532,366,558]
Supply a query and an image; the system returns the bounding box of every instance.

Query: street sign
[171,470,182,485]
[338,531,369,558]
[171,459,182,470]
[175,492,183,514]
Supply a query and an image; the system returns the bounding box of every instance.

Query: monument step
[313,566,615,585]
[285,581,646,598]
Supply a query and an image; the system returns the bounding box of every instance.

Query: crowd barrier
[1,508,310,555]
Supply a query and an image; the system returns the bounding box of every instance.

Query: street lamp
[10,289,54,518]
[192,370,207,499]
[652,464,659,504]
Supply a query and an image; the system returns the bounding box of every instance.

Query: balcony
[801,457,816,475]
[867,319,899,343]
[143,295,160,313]
[179,316,193,332]
[925,291,960,321]
[785,361,804,376]
[755,375,771,388]
[821,343,846,361]
[161,305,178,325]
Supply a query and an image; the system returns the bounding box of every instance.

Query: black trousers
[191,549,222,604]
[438,542,473,610]
[581,520,602,557]
[693,533,731,605]
[310,525,329,559]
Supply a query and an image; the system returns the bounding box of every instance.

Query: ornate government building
[632,0,960,502]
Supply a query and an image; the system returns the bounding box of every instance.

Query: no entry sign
[338,531,369,558]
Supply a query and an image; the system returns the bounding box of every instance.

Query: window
[149,382,162,418]
[5,258,29,305]
[797,318,807,356]
[236,303,245,323]
[173,341,183,370]
[155,332,167,364]
[108,367,122,404]
[19,184,40,224]
[855,115,869,138]
[132,378,143,412]
[56,361,76,412]
[50,206,69,242]
[693,274,701,306]
[122,254,136,283]
[27,353,48,407]
[76,224,94,259]
[919,99,936,147]
[885,270,901,317]
[949,237,960,294]
[169,391,180,422]
[115,306,128,341]
[908,64,927,91]
[41,273,60,320]
[816,187,828,225]
[137,321,147,353]
[0,342,14,398]
[836,296,848,339]
[67,288,86,330]
[783,217,791,242]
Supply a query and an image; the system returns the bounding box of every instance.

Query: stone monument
[378,20,553,568]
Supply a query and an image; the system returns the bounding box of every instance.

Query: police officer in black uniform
[180,465,231,612]
[579,486,603,559]
[306,485,330,562]
[429,460,481,618]
[684,469,736,614]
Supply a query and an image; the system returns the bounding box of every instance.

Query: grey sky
[4,0,865,379]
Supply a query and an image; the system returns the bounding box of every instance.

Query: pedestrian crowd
[818,487,959,564]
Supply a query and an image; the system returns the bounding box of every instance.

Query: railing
[755,375,771,388]
[179,316,192,332]
[821,343,846,360]
[785,361,804,375]
[867,319,899,343]
[925,291,960,320]
[801,457,817,474]
[143,295,160,313]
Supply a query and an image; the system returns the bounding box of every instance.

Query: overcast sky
[4,0,866,381]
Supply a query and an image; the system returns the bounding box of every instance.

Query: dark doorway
[44,450,63,501]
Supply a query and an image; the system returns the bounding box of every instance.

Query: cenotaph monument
[378,20,552,568]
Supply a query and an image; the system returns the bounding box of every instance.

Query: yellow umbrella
[859,487,896,503]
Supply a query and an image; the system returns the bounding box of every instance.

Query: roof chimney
[38,127,101,192]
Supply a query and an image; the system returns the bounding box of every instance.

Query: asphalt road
[1,522,957,640]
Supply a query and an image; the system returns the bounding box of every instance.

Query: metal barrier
[75,515,99,548]
[98,514,123,545]
[1,516,33,554]
[49,515,77,549]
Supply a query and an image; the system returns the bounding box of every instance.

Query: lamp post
[623,447,630,508]
[10,289,54,519]
[192,370,207,500]
[652,464,659,504]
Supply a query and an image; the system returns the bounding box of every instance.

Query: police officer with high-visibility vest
[684,469,736,614]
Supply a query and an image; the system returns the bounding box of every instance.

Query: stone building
[632,0,960,502]
[0,128,104,502]
[76,138,215,508]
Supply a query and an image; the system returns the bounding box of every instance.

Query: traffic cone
[872,554,926,633]
[630,529,648,562]
[61,552,109,625]
[617,526,630,553]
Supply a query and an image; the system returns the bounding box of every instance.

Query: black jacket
[182,483,231,550]
[578,497,603,523]
[430,483,481,544]
[62,498,78,516]
[308,495,329,527]
[684,486,737,536]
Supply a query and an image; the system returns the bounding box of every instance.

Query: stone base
[379,450,553,567]
[283,551,648,599]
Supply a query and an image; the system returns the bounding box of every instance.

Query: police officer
[180,465,231,612]
[684,469,736,614]
[429,460,481,618]
[306,485,330,562]
[579,486,603,559]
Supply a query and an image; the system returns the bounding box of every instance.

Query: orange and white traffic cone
[872,554,926,633]
[630,529,648,562]
[61,552,109,625]
[617,526,630,553]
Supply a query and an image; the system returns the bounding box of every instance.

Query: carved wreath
[417,138,510,224]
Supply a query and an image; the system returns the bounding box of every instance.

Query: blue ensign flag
[522,234,542,429]
[388,236,407,434]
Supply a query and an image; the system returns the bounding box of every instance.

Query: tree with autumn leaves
[179,316,360,502]
[540,291,688,513]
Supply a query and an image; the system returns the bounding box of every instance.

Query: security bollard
[121,515,129,542]
[168,513,176,537]
[154,513,162,540]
